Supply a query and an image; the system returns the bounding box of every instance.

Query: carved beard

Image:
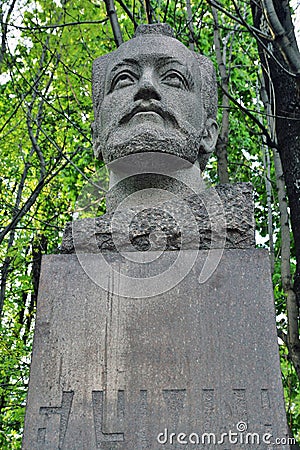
[93,117,208,170]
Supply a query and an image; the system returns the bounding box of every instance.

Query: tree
[250,0,300,380]
[0,0,299,447]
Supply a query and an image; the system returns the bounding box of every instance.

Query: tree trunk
[251,0,300,379]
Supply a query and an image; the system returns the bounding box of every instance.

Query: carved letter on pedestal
[261,389,273,437]
[163,389,186,427]
[37,391,74,448]
[202,389,215,430]
[233,388,247,422]
[92,391,124,445]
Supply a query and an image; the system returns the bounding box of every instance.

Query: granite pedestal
[23,249,291,449]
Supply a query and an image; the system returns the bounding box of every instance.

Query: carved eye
[111,71,136,91]
[161,71,188,90]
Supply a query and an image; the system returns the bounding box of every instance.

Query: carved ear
[91,121,103,160]
[200,118,218,154]
[198,118,219,171]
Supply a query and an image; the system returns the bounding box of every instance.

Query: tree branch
[104,0,123,47]
[0,0,17,70]
[212,6,230,183]
[115,0,138,29]
[7,18,108,31]
[262,0,300,74]
[0,153,75,247]
[211,0,300,79]
[145,0,154,24]
[218,83,277,149]
[186,0,195,51]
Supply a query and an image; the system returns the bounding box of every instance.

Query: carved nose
[134,77,161,102]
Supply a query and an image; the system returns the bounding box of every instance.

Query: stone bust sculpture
[91,23,219,212]
[61,23,254,254]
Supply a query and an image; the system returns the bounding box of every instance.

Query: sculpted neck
[105,159,205,213]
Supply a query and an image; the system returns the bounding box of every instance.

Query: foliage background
[0,0,299,447]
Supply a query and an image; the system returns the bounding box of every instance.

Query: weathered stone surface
[23,249,290,449]
[61,182,255,254]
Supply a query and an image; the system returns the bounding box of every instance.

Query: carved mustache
[118,101,178,127]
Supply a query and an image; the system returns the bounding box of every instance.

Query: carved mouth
[133,111,161,118]
[119,104,176,126]
[131,111,164,126]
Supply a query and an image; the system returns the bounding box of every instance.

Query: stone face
[92,24,218,168]
[61,182,255,254]
[23,249,290,449]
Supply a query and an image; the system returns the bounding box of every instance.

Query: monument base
[23,249,291,449]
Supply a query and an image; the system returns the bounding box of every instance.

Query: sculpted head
[92,24,218,172]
